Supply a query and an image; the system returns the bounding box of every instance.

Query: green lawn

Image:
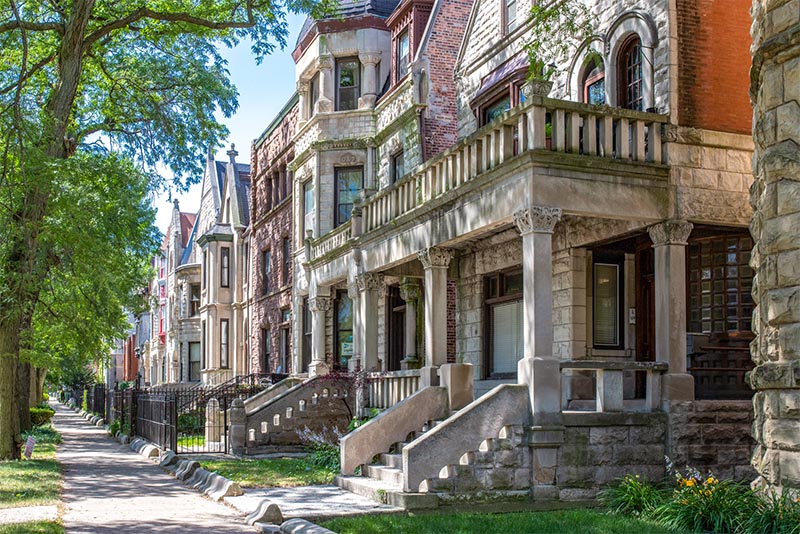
[177,435,205,448]
[0,442,61,509]
[0,521,64,534]
[199,457,335,488]
[322,509,679,534]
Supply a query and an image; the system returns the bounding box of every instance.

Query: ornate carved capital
[347,283,359,299]
[418,247,453,269]
[513,206,562,234]
[358,52,381,66]
[308,296,332,313]
[296,79,309,92]
[648,220,694,246]
[317,55,333,71]
[355,272,385,292]
[399,278,420,302]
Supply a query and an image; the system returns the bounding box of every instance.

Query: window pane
[337,294,353,368]
[397,32,409,77]
[337,59,360,111]
[594,263,619,346]
[492,300,523,375]
[336,167,362,226]
[485,96,511,124]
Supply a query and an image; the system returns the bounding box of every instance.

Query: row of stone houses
[124,0,798,499]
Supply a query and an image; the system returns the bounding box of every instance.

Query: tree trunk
[17,362,32,433]
[32,367,47,407]
[0,318,22,460]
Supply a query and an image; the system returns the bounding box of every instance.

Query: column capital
[648,220,693,246]
[417,247,453,269]
[317,55,333,71]
[355,272,385,292]
[308,296,332,313]
[399,277,420,302]
[513,206,562,235]
[358,52,381,65]
[296,79,309,92]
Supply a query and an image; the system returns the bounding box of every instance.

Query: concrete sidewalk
[54,403,254,534]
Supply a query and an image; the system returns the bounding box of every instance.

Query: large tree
[0,0,330,459]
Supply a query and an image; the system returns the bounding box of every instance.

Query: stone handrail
[309,221,351,261]
[362,97,668,234]
[244,377,303,415]
[403,384,530,492]
[560,360,668,412]
[365,369,421,411]
[340,386,449,475]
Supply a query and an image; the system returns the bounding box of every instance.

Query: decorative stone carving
[296,80,309,92]
[355,272,385,292]
[308,296,332,313]
[513,206,562,234]
[317,55,333,71]
[339,153,358,165]
[347,282,359,299]
[647,220,693,246]
[399,278,420,302]
[417,247,453,269]
[358,52,381,66]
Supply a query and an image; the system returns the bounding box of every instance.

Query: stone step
[380,453,403,469]
[364,465,403,485]
[334,475,439,510]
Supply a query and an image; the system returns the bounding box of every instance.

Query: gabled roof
[295,0,402,47]
[179,213,197,249]
[179,216,198,266]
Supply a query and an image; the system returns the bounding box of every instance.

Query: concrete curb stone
[176,460,200,481]
[253,522,281,534]
[280,518,337,534]
[245,499,283,525]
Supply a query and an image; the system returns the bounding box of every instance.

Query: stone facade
[749,0,800,492]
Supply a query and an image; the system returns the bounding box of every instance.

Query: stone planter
[522,78,554,98]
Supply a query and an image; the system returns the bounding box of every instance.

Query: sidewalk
[53,403,254,534]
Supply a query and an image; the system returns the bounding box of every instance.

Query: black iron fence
[85,384,107,420]
[136,393,177,451]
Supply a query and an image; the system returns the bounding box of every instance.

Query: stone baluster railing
[560,360,669,412]
[365,370,421,411]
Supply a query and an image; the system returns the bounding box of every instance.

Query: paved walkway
[54,403,254,534]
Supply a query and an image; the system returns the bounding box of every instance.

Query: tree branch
[0,19,62,33]
[0,53,57,96]
[84,2,258,48]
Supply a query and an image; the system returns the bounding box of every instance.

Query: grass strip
[0,440,61,509]
[200,457,335,488]
[0,520,64,534]
[321,509,678,534]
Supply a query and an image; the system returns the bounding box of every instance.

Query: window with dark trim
[336,57,360,111]
[302,297,312,372]
[262,249,271,295]
[485,270,523,378]
[188,342,201,381]
[280,308,291,373]
[220,319,229,368]
[190,284,200,317]
[335,290,354,369]
[243,243,249,286]
[503,0,518,34]
[335,167,363,227]
[309,72,320,117]
[582,59,605,105]
[593,252,625,349]
[282,237,291,286]
[618,35,643,111]
[303,180,314,240]
[261,327,271,373]
[201,320,206,369]
[202,250,208,289]
[390,150,405,183]
[220,246,230,288]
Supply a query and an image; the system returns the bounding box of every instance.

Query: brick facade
[250,98,299,375]
[676,0,752,134]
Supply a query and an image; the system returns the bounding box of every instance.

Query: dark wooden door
[386,286,405,372]
[635,242,655,397]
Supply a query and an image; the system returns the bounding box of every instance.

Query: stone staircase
[335,419,529,509]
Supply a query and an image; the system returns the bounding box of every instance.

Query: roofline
[254,93,300,149]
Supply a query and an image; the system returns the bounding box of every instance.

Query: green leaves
[525,0,596,81]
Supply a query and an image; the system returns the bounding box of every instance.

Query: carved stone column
[316,55,333,113]
[514,206,564,499]
[399,278,421,369]
[749,0,800,492]
[648,220,694,401]
[346,281,362,372]
[355,273,384,372]
[358,52,381,109]
[297,79,309,124]
[418,247,453,376]
[308,295,332,377]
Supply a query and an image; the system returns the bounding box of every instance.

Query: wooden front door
[635,242,655,397]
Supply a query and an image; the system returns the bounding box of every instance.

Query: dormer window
[336,58,360,111]
[396,31,410,80]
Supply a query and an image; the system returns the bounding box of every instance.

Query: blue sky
[154,12,306,230]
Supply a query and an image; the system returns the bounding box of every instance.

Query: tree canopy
[0,0,332,459]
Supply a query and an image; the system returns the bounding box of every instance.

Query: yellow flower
[685,479,696,487]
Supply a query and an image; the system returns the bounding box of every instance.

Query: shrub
[81,389,88,412]
[601,474,666,517]
[742,489,800,534]
[30,406,55,426]
[297,425,343,472]
[108,419,121,436]
[23,424,62,445]
[653,466,758,533]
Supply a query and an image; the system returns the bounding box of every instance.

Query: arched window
[581,56,605,105]
[618,36,643,110]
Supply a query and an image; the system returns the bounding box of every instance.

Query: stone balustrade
[560,360,669,413]
[365,369,421,411]
[361,97,668,235]
[309,221,352,261]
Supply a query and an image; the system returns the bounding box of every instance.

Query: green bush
[81,389,88,412]
[108,419,121,436]
[305,442,340,472]
[742,489,800,534]
[42,392,49,402]
[23,424,62,445]
[30,406,55,426]
[601,474,666,517]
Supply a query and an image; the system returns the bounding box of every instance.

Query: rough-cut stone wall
[558,413,667,500]
[667,400,756,482]
[748,0,800,492]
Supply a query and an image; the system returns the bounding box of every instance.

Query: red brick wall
[676,0,751,134]
[420,0,473,158]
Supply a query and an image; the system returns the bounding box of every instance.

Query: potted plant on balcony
[523,0,596,97]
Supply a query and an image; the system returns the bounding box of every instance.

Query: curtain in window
[594,263,619,346]
[491,300,523,375]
